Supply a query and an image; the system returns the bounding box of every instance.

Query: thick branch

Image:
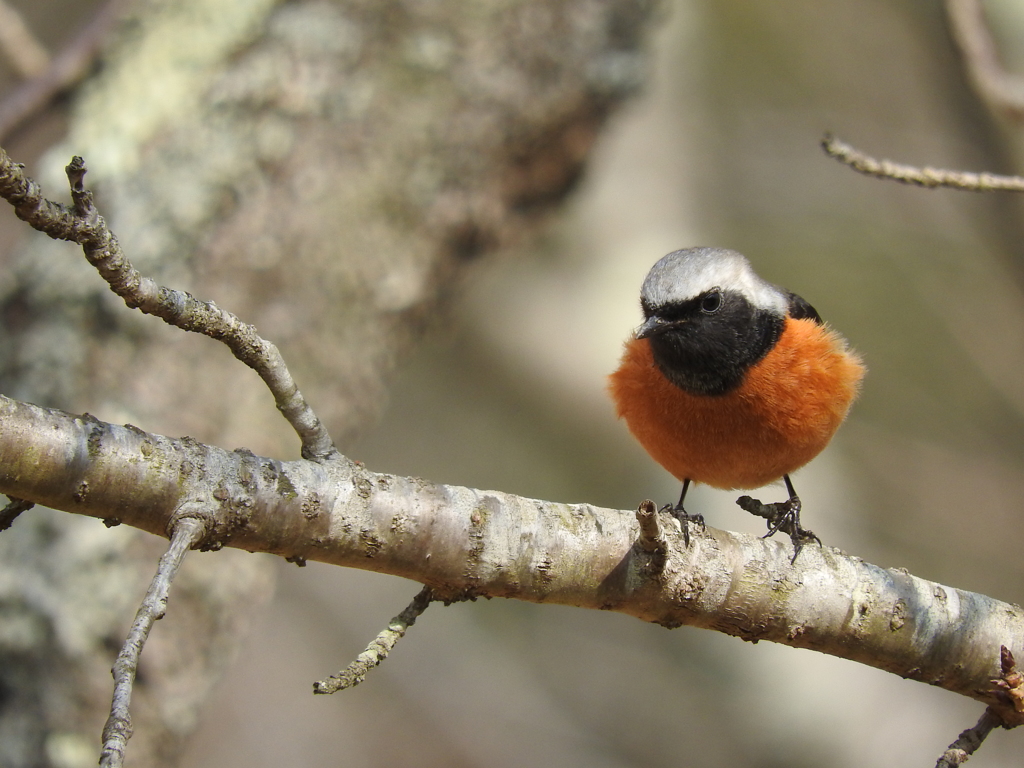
[0,394,1021,722]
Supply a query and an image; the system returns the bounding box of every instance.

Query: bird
[608,247,864,554]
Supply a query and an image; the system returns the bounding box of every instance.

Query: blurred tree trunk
[0,0,659,765]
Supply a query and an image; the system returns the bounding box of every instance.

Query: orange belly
[608,318,865,490]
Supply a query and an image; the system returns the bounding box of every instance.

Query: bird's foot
[659,502,705,547]
[735,494,821,563]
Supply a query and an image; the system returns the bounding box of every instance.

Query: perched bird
[608,247,864,551]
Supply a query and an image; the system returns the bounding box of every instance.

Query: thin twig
[314,586,436,694]
[936,646,1024,764]
[99,515,207,768]
[946,0,1024,121]
[0,0,50,79]
[0,495,33,531]
[821,134,1024,192]
[0,147,338,460]
[935,710,1001,767]
[0,0,129,141]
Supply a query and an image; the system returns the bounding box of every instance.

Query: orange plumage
[609,317,864,490]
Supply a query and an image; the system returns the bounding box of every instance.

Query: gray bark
[0,1,659,765]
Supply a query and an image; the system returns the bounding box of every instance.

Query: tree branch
[314,586,437,694]
[822,134,1024,191]
[0,146,337,460]
[99,515,207,768]
[936,710,1002,766]
[0,0,129,141]
[946,0,1024,121]
[0,393,1021,724]
[0,0,50,79]
[0,495,32,531]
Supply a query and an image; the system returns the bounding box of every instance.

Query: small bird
[608,247,864,552]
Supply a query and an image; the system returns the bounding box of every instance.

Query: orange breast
[607,318,865,490]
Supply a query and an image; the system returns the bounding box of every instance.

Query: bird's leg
[659,478,705,546]
[736,475,821,563]
[764,475,803,537]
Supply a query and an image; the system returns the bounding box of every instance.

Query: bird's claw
[736,494,820,564]
[658,502,705,547]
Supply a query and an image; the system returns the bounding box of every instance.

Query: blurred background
[3,0,1024,766]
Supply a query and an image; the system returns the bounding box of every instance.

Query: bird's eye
[700,291,722,314]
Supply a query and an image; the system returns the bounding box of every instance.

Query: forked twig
[314,586,436,694]
[99,515,207,768]
[0,147,337,460]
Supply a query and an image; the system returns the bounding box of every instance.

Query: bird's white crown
[641,247,787,315]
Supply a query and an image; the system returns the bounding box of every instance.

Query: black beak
[636,315,682,339]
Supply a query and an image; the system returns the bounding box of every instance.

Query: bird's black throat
[643,292,786,396]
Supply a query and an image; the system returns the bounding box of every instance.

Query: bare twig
[99,515,207,768]
[822,134,1024,191]
[946,0,1024,121]
[314,586,436,694]
[0,147,338,460]
[0,0,50,78]
[0,0,128,141]
[935,710,1001,767]
[0,495,33,531]
[935,647,1023,765]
